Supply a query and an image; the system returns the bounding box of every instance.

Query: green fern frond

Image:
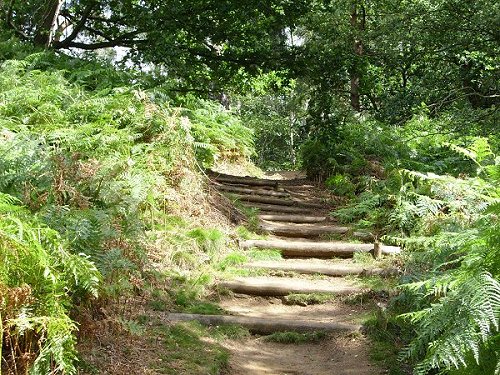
[400,272,500,374]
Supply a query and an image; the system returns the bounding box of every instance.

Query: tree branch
[57,38,146,50]
[4,0,29,39]
[56,1,96,48]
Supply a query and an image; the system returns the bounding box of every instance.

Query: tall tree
[0,0,308,93]
[32,0,64,46]
[349,0,365,111]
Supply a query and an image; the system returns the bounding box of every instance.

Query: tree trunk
[259,221,350,238]
[33,0,64,47]
[349,1,365,112]
[241,202,315,214]
[214,184,290,198]
[234,194,325,209]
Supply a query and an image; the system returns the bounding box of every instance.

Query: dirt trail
[171,171,399,374]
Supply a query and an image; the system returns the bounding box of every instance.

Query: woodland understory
[0,0,499,374]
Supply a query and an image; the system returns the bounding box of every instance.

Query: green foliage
[325,174,356,198]
[300,116,402,179]
[0,193,99,373]
[333,190,391,236]
[0,48,255,372]
[245,249,283,261]
[185,302,226,316]
[209,324,250,340]
[389,142,500,373]
[187,228,226,257]
[400,273,500,374]
[185,99,255,167]
[327,130,500,374]
[216,252,248,271]
[237,80,306,169]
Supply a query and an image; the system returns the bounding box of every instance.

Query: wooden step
[242,202,316,214]
[219,276,362,296]
[164,313,360,334]
[208,171,312,188]
[259,221,350,238]
[244,260,398,277]
[258,214,328,223]
[215,184,290,198]
[213,175,280,188]
[240,239,401,258]
[234,194,325,209]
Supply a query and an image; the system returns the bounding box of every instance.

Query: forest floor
[220,296,381,375]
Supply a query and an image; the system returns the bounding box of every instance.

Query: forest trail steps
[167,171,401,373]
[208,168,400,296]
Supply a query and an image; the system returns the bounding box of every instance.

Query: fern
[400,273,500,374]
[0,52,256,372]
[186,99,255,166]
[391,141,500,374]
[0,192,100,373]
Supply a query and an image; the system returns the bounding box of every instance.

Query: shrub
[0,193,100,373]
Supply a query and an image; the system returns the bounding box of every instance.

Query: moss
[283,293,335,306]
[263,331,327,344]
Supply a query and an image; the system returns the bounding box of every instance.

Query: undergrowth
[321,117,500,373]
[0,193,99,373]
[0,45,255,373]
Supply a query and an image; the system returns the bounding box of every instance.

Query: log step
[258,214,328,223]
[164,313,360,334]
[213,175,280,188]
[244,260,398,277]
[240,239,401,258]
[208,171,314,188]
[259,221,350,238]
[219,276,362,296]
[242,202,317,214]
[234,194,326,209]
[215,184,290,198]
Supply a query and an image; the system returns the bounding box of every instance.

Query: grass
[154,322,230,375]
[230,196,262,232]
[235,225,264,240]
[357,275,399,292]
[263,331,327,344]
[364,316,411,375]
[185,302,226,315]
[283,293,335,306]
[352,251,377,264]
[221,267,268,277]
[216,251,248,271]
[210,324,251,340]
[245,248,283,261]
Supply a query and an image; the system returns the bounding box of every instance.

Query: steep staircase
[166,171,400,341]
